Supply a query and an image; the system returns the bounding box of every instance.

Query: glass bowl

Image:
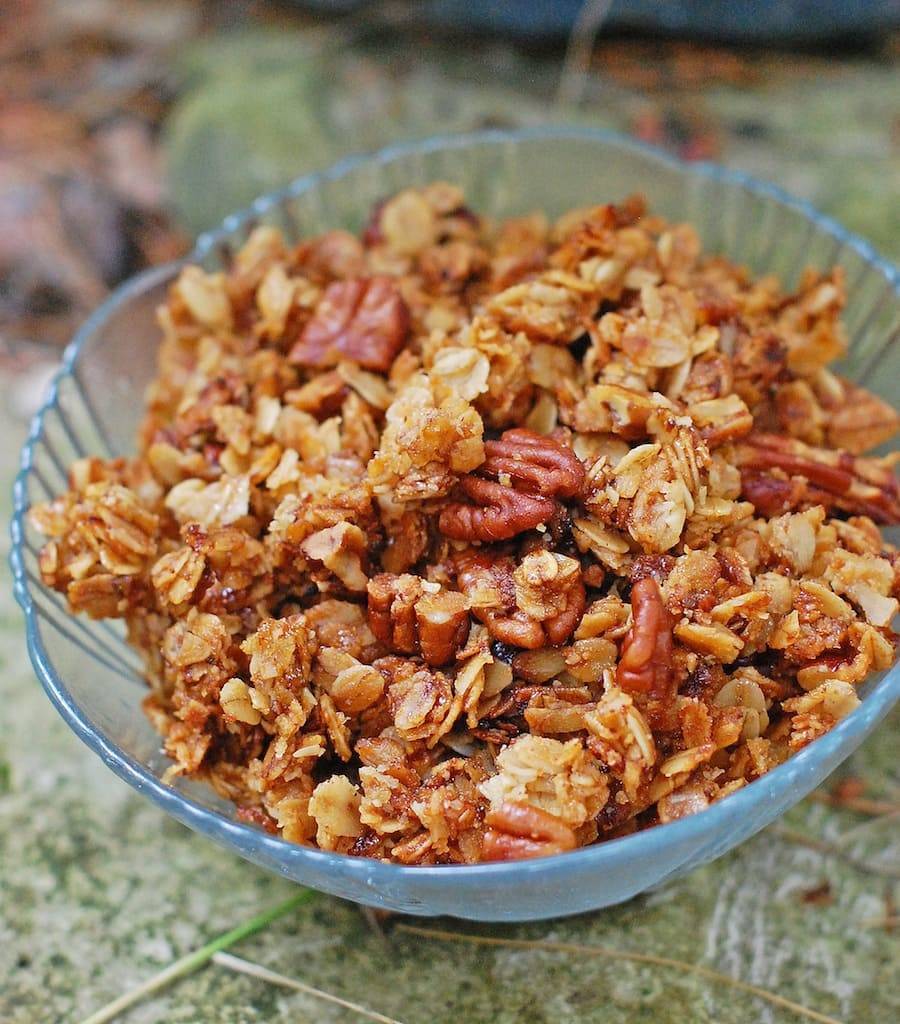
[10,128,900,921]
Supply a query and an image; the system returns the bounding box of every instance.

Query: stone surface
[2,24,899,1024]
[165,30,900,260]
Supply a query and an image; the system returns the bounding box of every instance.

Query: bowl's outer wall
[11,129,900,920]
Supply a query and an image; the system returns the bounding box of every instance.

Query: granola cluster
[31,185,900,863]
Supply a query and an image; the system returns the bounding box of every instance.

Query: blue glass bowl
[10,128,900,921]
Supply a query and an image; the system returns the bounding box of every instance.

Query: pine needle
[213,951,405,1024]
[78,889,317,1024]
[395,924,844,1024]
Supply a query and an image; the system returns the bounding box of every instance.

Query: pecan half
[455,550,584,650]
[513,550,586,646]
[455,550,544,648]
[482,801,577,861]
[367,574,470,666]
[617,577,674,700]
[440,430,584,542]
[480,429,585,498]
[288,276,409,372]
[439,477,555,542]
[736,433,900,523]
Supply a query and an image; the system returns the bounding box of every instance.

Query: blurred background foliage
[2,0,898,358]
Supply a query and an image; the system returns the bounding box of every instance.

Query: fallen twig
[860,915,899,930]
[833,808,900,847]
[807,791,900,817]
[395,924,843,1024]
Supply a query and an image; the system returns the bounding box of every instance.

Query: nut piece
[416,590,471,666]
[617,577,674,700]
[441,429,584,542]
[480,429,585,498]
[174,266,233,330]
[823,377,900,454]
[456,550,584,649]
[330,668,384,716]
[367,574,470,666]
[688,394,754,447]
[479,733,608,831]
[573,383,662,439]
[513,551,586,646]
[289,277,409,372]
[368,372,486,501]
[736,433,900,523]
[439,476,555,542]
[367,573,420,653]
[308,776,363,850]
[482,801,577,861]
[456,550,545,649]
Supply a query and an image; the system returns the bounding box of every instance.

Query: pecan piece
[439,477,555,542]
[288,276,409,372]
[736,433,900,524]
[301,522,369,592]
[513,550,586,646]
[455,550,543,648]
[482,801,577,861]
[416,590,471,666]
[368,573,420,654]
[480,429,585,498]
[455,550,584,650]
[823,378,900,454]
[617,577,674,700]
[367,574,470,666]
[440,431,583,542]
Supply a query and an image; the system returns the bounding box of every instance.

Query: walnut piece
[289,276,409,372]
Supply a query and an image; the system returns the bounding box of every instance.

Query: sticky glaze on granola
[30,185,900,863]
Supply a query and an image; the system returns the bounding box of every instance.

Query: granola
[31,186,900,864]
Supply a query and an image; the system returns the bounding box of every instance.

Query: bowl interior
[12,129,900,919]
